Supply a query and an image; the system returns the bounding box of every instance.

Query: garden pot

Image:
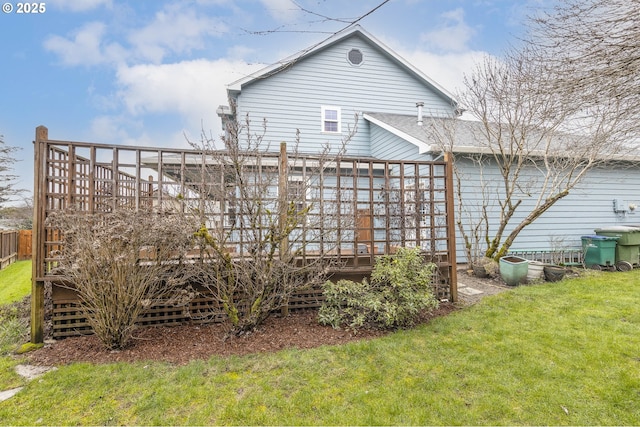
[544,265,566,282]
[526,261,545,282]
[472,264,489,278]
[499,256,529,286]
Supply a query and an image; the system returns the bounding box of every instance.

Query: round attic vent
[347,48,363,66]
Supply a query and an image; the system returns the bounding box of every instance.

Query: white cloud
[115,59,263,135]
[128,3,229,63]
[47,0,112,12]
[45,3,230,67]
[420,7,476,53]
[44,22,127,66]
[89,115,190,150]
[90,115,141,141]
[402,48,487,96]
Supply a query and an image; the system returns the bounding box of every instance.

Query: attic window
[347,48,363,66]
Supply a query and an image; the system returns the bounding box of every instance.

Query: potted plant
[543,264,566,282]
[499,256,529,286]
[472,256,498,278]
[544,236,568,282]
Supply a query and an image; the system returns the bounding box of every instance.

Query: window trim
[347,48,364,66]
[321,106,341,134]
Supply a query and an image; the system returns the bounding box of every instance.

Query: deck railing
[31,126,458,341]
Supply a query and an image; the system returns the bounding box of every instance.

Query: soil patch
[457,267,512,304]
[27,304,459,366]
[25,266,515,367]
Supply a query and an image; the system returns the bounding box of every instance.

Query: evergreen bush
[319,247,438,330]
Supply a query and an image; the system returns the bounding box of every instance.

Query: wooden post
[31,126,48,343]
[279,142,289,316]
[279,142,288,255]
[444,152,458,303]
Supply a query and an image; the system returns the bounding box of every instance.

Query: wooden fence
[18,230,32,260]
[31,126,458,342]
[0,229,32,270]
[0,230,18,270]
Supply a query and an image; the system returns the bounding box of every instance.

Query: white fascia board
[363,113,430,154]
[430,145,640,163]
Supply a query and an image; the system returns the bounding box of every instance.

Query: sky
[0,0,549,201]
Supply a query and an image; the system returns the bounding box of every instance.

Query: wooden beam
[444,152,458,303]
[31,126,48,343]
[279,142,289,316]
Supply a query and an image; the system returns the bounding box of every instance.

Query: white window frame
[321,106,341,134]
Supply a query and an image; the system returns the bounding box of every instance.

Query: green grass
[0,260,32,389]
[1,270,640,425]
[0,260,31,304]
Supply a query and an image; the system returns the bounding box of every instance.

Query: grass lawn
[0,260,32,390]
[0,260,31,304]
[1,269,640,425]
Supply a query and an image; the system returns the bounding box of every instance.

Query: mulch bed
[27,304,458,366]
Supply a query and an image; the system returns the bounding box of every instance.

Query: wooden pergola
[30,126,458,342]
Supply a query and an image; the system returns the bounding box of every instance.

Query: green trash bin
[582,235,618,270]
[594,226,640,270]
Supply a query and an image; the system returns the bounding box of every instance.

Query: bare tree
[427,47,626,262]
[0,197,32,229]
[0,134,20,208]
[189,115,355,335]
[529,0,640,141]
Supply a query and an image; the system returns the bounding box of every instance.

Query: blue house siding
[370,123,425,160]
[453,156,640,260]
[523,166,640,246]
[220,26,640,264]
[231,33,455,157]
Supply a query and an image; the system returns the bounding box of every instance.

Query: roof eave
[364,113,431,153]
[434,145,640,163]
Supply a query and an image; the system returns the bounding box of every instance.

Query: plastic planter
[499,256,529,286]
[526,260,545,282]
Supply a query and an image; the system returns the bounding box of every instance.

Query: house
[216,25,461,158]
[33,25,640,341]
[31,26,467,342]
[215,25,461,255]
[217,25,640,263]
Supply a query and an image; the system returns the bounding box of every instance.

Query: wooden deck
[31,126,458,341]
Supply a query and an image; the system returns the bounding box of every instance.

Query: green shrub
[319,247,439,330]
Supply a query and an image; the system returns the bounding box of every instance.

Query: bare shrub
[189,117,354,335]
[47,209,196,350]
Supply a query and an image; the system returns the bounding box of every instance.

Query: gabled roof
[226,25,459,108]
[364,112,469,154]
[364,112,434,154]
